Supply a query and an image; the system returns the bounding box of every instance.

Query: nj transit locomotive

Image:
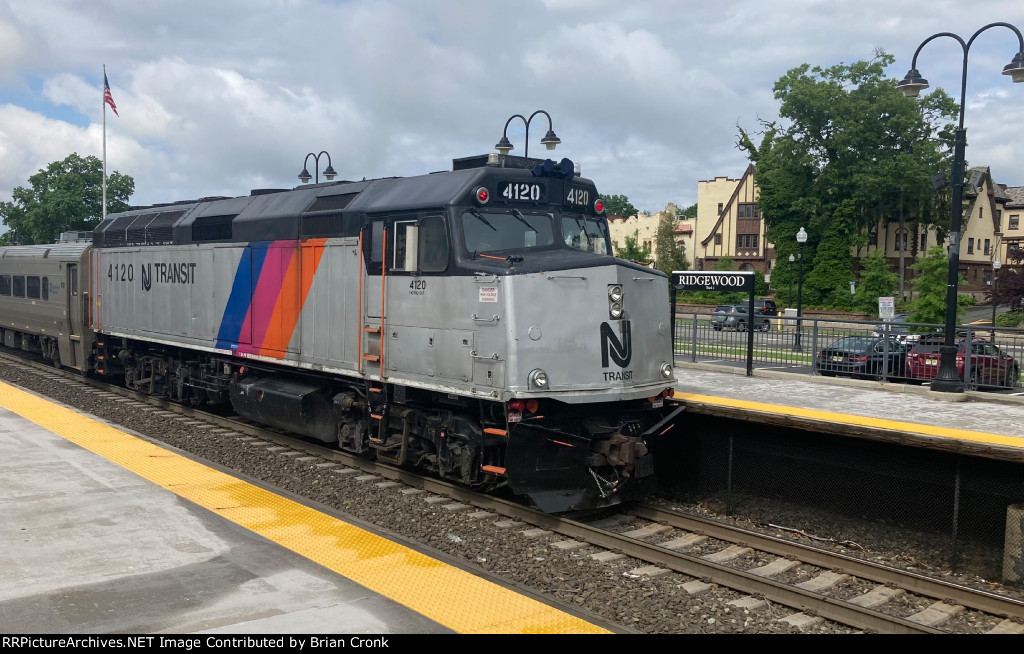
[0,153,681,512]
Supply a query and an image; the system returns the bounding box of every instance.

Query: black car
[815,336,908,380]
[754,298,778,316]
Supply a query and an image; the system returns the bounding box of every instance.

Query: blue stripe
[214,244,270,350]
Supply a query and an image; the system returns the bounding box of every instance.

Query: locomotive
[0,152,681,512]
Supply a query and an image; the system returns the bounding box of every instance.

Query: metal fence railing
[673,311,1024,390]
[667,310,1024,584]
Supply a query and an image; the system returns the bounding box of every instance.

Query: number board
[498,181,546,202]
[565,186,592,208]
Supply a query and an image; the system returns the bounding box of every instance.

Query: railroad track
[2,349,1023,634]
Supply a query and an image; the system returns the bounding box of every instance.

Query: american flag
[104,72,119,117]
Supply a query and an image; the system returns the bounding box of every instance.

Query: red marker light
[475,186,489,204]
[594,199,605,214]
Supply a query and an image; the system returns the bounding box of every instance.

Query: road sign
[879,296,895,321]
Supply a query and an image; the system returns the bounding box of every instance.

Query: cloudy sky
[1,0,1022,217]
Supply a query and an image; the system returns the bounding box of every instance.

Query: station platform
[0,381,611,635]
[671,361,1024,462]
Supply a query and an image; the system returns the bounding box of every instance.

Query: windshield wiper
[507,208,538,233]
[467,208,498,231]
[570,215,593,248]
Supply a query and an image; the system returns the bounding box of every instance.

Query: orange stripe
[481,465,506,475]
[483,428,508,436]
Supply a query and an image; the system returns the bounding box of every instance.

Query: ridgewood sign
[671,271,755,292]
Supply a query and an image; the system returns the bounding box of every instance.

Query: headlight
[661,362,674,378]
[528,369,549,389]
[608,285,623,302]
[609,302,623,319]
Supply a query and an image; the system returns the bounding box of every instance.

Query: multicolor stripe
[215,239,326,357]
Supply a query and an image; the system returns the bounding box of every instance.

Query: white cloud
[0,0,1021,214]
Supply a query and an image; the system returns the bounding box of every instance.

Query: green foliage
[613,229,651,263]
[599,194,638,218]
[906,246,971,326]
[0,153,134,245]
[654,213,689,273]
[678,203,698,218]
[736,51,958,312]
[852,250,899,314]
[996,310,1024,328]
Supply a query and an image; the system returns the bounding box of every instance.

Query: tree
[600,194,638,218]
[678,203,697,218]
[614,229,651,263]
[737,52,958,309]
[654,212,689,279]
[905,246,971,326]
[852,250,899,314]
[0,153,134,245]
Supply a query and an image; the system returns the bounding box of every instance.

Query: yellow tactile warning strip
[0,381,610,635]
[674,391,1024,449]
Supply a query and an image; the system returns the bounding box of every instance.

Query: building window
[984,239,991,255]
[1011,215,1020,230]
[714,233,722,245]
[894,232,908,251]
[737,203,760,218]
[967,238,974,254]
[920,232,927,250]
[736,234,758,250]
[717,203,723,215]
[983,269,993,285]
[868,232,877,246]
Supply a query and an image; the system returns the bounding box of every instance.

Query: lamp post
[298,151,338,184]
[793,227,807,352]
[898,22,1024,393]
[788,254,795,305]
[494,110,560,158]
[992,259,1002,340]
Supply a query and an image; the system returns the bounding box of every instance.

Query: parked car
[905,335,1020,389]
[873,313,911,340]
[712,304,772,332]
[754,298,778,317]
[815,336,908,381]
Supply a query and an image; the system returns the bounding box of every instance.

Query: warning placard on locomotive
[478,286,498,303]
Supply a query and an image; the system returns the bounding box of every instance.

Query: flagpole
[102,65,108,222]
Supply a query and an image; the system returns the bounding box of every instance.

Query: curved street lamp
[494,110,560,159]
[298,151,338,184]
[897,22,1024,393]
[793,227,808,352]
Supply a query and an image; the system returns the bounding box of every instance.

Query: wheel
[713,325,722,331]
[759,321,770,332]
[52,354,61,370]
[965,367,979,391]
[1006,365,1020,389]
[736,321,746,331]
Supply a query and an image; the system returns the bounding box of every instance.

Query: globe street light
[793,227,807,352]
[898,22,1024,393]
[992,259,1002,340]
[298,151,338,184]
[495,110,560,159]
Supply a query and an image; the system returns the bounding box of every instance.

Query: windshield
[461,209,555,253]
[460,209,610,256]
[560,214,610,254]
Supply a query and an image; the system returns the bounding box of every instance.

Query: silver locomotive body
[73,154,681,511]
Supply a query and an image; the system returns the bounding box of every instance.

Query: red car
[905,336,1020,389]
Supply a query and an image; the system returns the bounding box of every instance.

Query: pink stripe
[237,241,296,355]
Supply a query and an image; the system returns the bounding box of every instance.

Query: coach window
[13,275,24,298]
[26,276,40,299]
[41,276,48,301]
[0,275,9,296]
